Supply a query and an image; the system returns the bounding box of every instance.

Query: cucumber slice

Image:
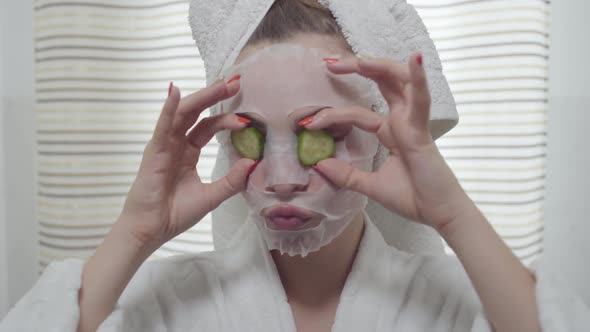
[231,127,264,160]
[298,129,335,166]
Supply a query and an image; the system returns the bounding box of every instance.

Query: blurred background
[1,0,589,317]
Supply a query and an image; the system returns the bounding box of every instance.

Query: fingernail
[168,82,173,96]
[311,165,322,173]
[237,115,251,124]
[247,160,260,176]
[417,54,423,66]
[298,115,315,127]
[323,58,340,64]
[227,74,241,84]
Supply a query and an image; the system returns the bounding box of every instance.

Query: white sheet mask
[217,44,379,256]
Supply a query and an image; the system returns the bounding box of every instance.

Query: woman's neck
[271,213,365,306]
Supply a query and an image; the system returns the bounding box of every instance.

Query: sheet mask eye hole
[231,127,265,160]
[296,123,347,141]
[297,129,335,166]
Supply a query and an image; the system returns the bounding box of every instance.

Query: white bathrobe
[0,213,587,331]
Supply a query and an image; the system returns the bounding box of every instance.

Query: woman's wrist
[77,218,156,332]
[432,191,541,332]
[111,213,163,259]
[432,192,478,241]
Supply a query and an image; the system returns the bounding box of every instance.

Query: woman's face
[220,34,378,235]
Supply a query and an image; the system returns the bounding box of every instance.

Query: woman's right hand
[78,79,254,332]
[118,79,255,253]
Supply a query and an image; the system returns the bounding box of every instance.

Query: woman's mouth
[263,204,319,230]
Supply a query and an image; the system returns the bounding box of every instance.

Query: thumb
[207,158,256,207]
[315,158,374,196]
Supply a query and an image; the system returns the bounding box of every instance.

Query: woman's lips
[263,204,318,230]
[268,216,307,230]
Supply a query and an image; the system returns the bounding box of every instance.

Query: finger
[179,113,245,170]
[360,58,411,82]
[327,57,410,105]
[205,158,256,208]
[327,57,411,81]
[408,52,431,130]
[304,106,384,133]
[314,158,376,196]
[324,56,360,74]
[186,113,247,151]
[178,140,201,170]
[152,84,181,145]
[304,106,400,151]
[173,78,241,134]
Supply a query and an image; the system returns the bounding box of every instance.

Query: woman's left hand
[307,53,471,232]
[310,54,542,332]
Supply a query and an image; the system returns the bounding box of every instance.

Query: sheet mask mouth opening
[262,204,324,231]
[266,216,314,231]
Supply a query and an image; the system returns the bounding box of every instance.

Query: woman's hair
[245,0,351,49]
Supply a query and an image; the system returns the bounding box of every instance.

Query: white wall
[544,0,590,305]
[0,0,37,317]
[0,0,8,317]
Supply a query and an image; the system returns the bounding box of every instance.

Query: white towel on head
[189,0,457,254]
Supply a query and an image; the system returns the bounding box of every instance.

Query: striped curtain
[34,0,212,271]
[413,0,549,265]
[34,0,549,272]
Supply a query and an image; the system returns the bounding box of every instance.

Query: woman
[0,0,550,331]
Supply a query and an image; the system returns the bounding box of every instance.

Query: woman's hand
[307,53,470,232]
[78,80,255,332]
[309,54,541,332]
[119,80,255,252]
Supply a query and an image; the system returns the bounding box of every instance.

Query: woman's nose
[266,183,307,199]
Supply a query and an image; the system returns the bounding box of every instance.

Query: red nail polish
[247,160,260,176]
[323,58,340,64]
[237,115,251,124]
[227,74,241,84]
[298,115,315,127]
[168,82,173,96]
[417,54,423,66]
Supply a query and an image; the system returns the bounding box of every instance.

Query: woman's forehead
[221,43,372,119]
[235,33,353,65]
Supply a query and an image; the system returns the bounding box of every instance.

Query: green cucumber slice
[231,127,264,160]
[297,129,335,166]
